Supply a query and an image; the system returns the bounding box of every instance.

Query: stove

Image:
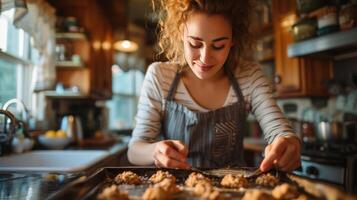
[295,142,357,193]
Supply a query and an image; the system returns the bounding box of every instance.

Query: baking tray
[48,166,321,200]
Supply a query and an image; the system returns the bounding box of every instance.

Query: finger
[154,156,164,168]
[155,152,190,169]
[281,157,301,172]
[264,144,272,158]
[260,138,288,171]
[275,145,297,168]
[158,142,187,162]
[171,140,189,157]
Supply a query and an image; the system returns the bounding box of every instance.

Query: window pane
[112,69,144,95]
[0,59,17,107]
[107,95,136,129]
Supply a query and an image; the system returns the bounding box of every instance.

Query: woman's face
[183,12,233,80]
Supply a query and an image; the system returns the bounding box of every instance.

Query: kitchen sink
[0,150,109,172]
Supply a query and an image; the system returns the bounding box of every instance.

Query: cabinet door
[272,0,332,97]
[273,0,302,96]
[83,0,113,99]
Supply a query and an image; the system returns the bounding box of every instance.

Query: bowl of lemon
[38,130,72,150]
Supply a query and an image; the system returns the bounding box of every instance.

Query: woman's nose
[200,47,212,63]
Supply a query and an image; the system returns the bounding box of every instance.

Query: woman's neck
[182,66,227,86]
[181,66,231,110]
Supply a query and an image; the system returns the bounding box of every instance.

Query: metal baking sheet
[48,166,320,200]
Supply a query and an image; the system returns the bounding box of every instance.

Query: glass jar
[339,3,357,30]
[292,18,317,41]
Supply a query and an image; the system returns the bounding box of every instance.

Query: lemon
[56,130,67,138]
[45,130,56,138]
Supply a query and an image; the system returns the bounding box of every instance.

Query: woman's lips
[197,64,213,72]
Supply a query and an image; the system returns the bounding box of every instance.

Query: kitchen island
[0,141,129,200]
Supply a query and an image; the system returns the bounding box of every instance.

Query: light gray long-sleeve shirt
[130,61,296,146]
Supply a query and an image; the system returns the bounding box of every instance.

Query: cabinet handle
[274,75,281,84]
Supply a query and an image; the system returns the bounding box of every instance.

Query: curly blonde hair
[152,0,254,69]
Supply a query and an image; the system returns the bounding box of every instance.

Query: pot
[316,121,343,141]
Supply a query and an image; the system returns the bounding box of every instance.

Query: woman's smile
[195,63,214,72]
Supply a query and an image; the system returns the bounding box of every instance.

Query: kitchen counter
[0,141,129,200]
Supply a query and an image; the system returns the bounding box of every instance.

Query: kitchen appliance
[296,141,357,193]
[63,104,107,138]
[60,115,83,143]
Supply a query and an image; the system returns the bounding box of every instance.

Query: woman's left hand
[260,136,301,172]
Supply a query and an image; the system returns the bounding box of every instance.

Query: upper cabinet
[49,0,113,99]
[272,0,333,98]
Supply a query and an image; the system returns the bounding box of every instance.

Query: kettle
[60,115,83,143]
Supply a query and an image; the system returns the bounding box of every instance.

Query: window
[0,12,34,109]
[107,64,145,130]
[0,59,17,105]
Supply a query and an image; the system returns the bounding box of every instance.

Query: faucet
[2,98,29,122]
[2,99,30,138]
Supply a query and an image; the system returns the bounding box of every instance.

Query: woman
[127,0,301,172]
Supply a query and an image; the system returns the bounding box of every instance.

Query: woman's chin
[192,68,222,80]
[193,70,211,80]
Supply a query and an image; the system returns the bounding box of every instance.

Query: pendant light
[114,0,138,53]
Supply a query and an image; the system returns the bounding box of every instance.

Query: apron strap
[224,64,245,105]
[166,71,182,101]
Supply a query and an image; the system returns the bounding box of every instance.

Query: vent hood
[288,27,357,59]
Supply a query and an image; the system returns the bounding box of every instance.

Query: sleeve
[249,64,299,144]
[129,62,164,146]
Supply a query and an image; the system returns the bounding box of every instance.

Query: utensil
[242,167,264,178]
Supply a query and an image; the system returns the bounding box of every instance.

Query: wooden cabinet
[49,0,113,99]
[272,0,333,98]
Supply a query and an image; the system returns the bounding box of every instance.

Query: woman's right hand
[153,140,190,169]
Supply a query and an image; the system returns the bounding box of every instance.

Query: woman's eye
[189,42,202,49]
[212,45,225,50]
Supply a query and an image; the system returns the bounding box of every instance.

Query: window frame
[0,13,34,110]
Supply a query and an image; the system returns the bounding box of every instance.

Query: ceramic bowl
[38,135,71,150]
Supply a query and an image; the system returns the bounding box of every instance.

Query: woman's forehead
[184,12,232,40]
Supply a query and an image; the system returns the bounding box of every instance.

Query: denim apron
[162,66,247,168]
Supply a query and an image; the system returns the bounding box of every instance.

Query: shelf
[56,32,87,40]
[44,91,88,99]
[56,61,85,68]
[288,27,357,57]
